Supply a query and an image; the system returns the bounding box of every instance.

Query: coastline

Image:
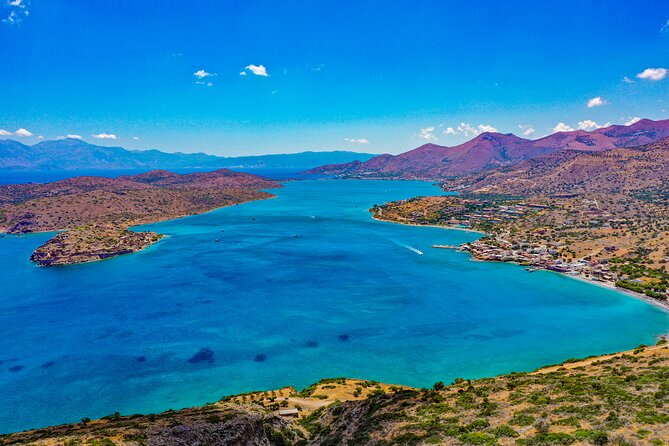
[370,214,485,235]
[372,213,669,314]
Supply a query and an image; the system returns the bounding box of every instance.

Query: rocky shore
[30,224,163,266]
[3,344,668,445]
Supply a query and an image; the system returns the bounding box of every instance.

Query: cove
[0,179,667,433]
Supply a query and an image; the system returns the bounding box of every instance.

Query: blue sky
[1,0,668,155]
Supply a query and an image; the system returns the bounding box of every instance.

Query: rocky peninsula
[0,168,278,266]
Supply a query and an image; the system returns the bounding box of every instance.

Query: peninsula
[0,169,279,265]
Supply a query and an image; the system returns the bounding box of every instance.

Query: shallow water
[0,179,667,433]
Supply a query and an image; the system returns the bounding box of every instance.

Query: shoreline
[373,214,669,314]
[370,214,485,235]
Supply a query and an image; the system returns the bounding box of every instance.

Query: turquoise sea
[0,179,667,433]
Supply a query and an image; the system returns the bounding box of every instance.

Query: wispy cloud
[195,81,214,87]
[518,125,535,137]
[92,133,117,140]
[577,120,610,131]
[194,69,216,79]
[242,64,269,77]
[133,136,140,140]
[3,0,29,25]
[443,122,497,137]
[553,122,573,132]
[622,76,635,84]
[14,128,33,137]
[0,129,12,136]
[662,19,669,32]
[636,67,668,81]
[419,127,437,141]
[625,116,641,126]
[344,138,370,144]
[66,134,82,139]
[587,96,606,108]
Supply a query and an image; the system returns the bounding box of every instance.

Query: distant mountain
[305,119,669,179]
[440,137,669,196]
[0,138,375,171]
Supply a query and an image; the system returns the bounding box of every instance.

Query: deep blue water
[0,179,667,433]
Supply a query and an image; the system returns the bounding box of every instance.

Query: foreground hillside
[3,343,668,445]
[305,119,669,179]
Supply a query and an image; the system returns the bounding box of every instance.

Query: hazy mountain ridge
[305,119,669,179]
[0,138,375,171]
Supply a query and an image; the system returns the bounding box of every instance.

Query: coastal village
[372,193,669,307]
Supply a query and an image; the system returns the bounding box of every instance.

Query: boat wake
[400,243,423,255]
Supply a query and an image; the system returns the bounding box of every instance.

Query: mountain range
[0,138,376,172]
[440,137,669,196]
[305,118,669,179]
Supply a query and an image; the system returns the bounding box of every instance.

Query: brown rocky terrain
[0,169,278,234]
[440,139,669,196]
[3,343,667,445]
[0,168,278,265]
[30,225,163,266]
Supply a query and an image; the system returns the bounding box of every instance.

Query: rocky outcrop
[30,224,163,266]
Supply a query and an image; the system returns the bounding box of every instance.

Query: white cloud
[344,138,370,144]
[195,81,214,86]
[133,136,140,140]
[518,125,535,137]
[243,64,269,77]
[66,134,82,139]
[239,71,247,76]
[14,128,33,137]
[443,122,497,137]
[625,116,641,126]
[0,129,11,136]
[477,124,498,133]
[577,120,611,131]
[3,0,30,25]
[419,127,437,141]
[193,69,216,79]
[636,67,668,81]
[622,76,635,84]
[92,133,117,140]
[662,19,669,32]
[553,122,574,132]
[587,96,606,108]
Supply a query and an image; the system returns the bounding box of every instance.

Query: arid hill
[305,119,669,179]
[3,343,668,445]
[440,137,669,196]
[0,169,278,234]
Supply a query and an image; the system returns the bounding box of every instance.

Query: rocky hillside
[440,137,669,196]
[305,119,669,179]
[0,169,278,234]
[3,343,668,445]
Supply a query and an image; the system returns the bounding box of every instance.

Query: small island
[30,224,163,266]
